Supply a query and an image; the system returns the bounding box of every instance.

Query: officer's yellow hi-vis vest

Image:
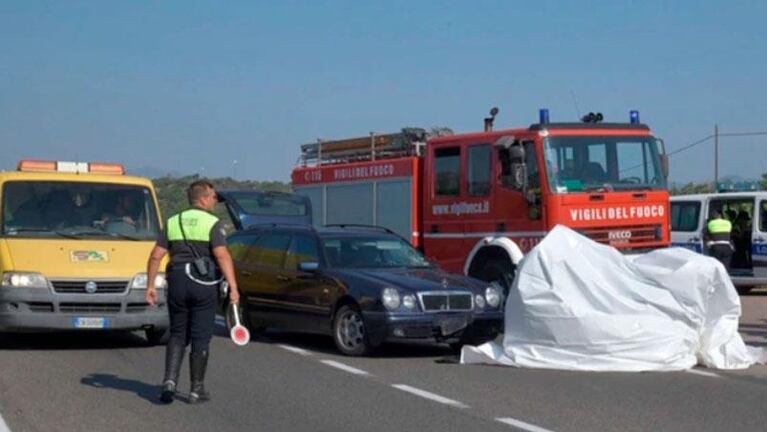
[166,209,219,242]
[707,218,732,234]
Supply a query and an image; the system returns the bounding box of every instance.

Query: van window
[671,201,700,232]
[2,181,160,240]
[760,201,767,232]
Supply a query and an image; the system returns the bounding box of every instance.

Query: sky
[1,0,766,184]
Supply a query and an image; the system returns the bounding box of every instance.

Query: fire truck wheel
[479,260,515,297]
[333,304,373,356]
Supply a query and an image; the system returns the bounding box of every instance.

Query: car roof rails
[246,222,315,230]
[323,224,397,235]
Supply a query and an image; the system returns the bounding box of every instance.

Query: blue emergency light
[539,108,550,124]
[630,110,640,124]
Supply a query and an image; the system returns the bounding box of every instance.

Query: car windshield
[321,235,432,269]
[2,181,160,240]
[544,136,666,193]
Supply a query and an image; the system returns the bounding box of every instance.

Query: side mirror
[298,261,320,273]
[660,154,669,180]
[656,138,669,180]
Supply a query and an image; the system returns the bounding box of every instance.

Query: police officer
[705,209,734,272]
[145,180,240,404]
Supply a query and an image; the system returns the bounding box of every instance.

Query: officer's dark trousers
[166,269,217,353]
[710,244,734,272]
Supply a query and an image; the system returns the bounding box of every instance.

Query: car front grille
[579,224,661,247]
[419,292,473,312]
[126,303,150,314]
[59,303,121,313]
[51,280,129,295]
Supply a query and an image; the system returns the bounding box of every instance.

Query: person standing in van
[705,209,734,272]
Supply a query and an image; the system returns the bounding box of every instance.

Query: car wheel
[333,304,372,356]
[145,327,170,345]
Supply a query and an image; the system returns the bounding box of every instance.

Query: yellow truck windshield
[2,181,160,241]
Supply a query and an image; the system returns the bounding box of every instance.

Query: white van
[670,192,767,293]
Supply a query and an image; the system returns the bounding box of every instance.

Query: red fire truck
[291,109,670,292]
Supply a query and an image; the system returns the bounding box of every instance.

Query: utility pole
[714,124,719,188]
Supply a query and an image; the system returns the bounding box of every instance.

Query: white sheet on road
[461,225,767,371]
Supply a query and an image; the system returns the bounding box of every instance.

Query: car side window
[227,233,260,262]
[250,234,291,268]
[284,235,320,270]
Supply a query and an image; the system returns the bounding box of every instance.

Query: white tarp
[461,225,766,371]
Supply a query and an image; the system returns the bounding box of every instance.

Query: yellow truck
[0,160,169,344]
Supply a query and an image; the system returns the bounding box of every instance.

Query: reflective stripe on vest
[166,209,219,242]
[707,218,732,234]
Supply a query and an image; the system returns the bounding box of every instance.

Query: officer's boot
[160,342,185,404]
[188,350,210,404]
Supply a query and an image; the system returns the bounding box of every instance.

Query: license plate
[437,315,468,336]
[72,317,108,329]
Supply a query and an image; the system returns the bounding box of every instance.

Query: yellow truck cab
[0,160,169,344]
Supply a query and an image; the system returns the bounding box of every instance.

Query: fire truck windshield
[543,136,666,193]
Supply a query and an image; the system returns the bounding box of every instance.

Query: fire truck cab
[292,110,670,293]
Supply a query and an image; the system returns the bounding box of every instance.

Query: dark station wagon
[225,223,504,356]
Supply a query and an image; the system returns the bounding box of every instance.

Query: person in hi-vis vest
[146,180,240,404]
[704,209,734,272]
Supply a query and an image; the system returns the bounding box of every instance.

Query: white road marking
[0,408,11,432]
[391,384,469,409]
[496,417,556,432]
[277,344,312,356]
[686,369,722,378]
[320,360,370,376]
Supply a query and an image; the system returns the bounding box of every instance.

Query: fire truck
[291,109,670,292]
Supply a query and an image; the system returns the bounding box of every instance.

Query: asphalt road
[3,291,767,432]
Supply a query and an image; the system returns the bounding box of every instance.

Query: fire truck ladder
[300,128,428,165]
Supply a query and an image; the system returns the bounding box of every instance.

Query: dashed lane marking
[391,384,469,409]
[320,360,370,376]
[686,369,722,378]
[496,417,556,432]
[277,344,313,356]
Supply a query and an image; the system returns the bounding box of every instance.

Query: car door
[245,233,294,327]
[282,234,335,334]
[670,199,703,253]
[226,232,261,312]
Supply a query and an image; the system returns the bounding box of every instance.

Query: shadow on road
[81,373,165,405]
[0,331,152,351]
[217,329,459,360]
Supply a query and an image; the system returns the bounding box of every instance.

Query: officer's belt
[706,240,733,247]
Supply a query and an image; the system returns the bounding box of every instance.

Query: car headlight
[402,294,417,310]
[1,272,49,288]
[382,287,401,310]
[485,286,502,308]
[474,294,486,309]
[131,273,167,289]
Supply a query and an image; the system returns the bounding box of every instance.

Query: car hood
[326,267,482,293]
